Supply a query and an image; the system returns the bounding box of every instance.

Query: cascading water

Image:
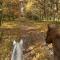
[11,39,23,60]
[19,0,24,16]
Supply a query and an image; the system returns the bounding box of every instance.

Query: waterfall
[11,39,23,60]
[19,0,24,16]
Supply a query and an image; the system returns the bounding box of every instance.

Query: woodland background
[0,0,60,60]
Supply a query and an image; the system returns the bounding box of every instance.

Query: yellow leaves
[2,22,17,28]
[25,2,33,11]
[25,0,39,12]
[36,53,40,58]
[32,57,36,60]
[39,53,45,58]
[25,0,36,11]
[0,9,2,11]
[32,52,45,60]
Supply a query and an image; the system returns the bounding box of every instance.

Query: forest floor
[0,18,54,60]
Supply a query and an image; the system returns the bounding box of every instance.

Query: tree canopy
[0,0,60,21]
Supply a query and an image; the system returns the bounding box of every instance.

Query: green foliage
[0,0,19,21]
[24,0,41,20]
[24,0,60,21]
